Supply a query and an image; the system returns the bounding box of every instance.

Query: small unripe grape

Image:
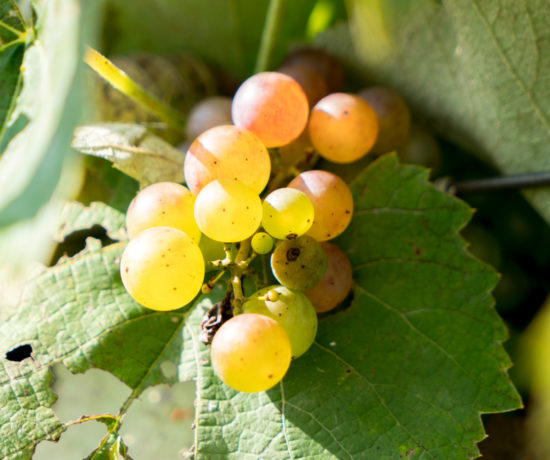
[194,179,262,242]
[210,313,292,392]
[262,188,314,240]
[358,86,411,154]
[270,235,327,291]
[185,96,233,140]
[232,72,309,147]
[251,232,274,255]
[120,227,204,311]
[306,242,353,313]
[184,125,271,195]
[243,285,318,358]
[288,170,353,241]
[125,182,200,243]
[308,93,379,163]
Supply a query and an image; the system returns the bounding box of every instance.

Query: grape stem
[84,47,187,134]
[229,238,252,314]
[254,0,287,73]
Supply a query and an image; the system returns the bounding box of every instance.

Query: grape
[194,179,262,242]
[358,86,411,154]
[184,125,271,195]
[308,92,379,163]
[210,313,292,392]
[288,170,353,241]
[277,129,315,168]
[270,235,327,290]
[262,188,314,240]
[242,285,317,357]
[396,124,441,175]
[185,96,233,140]
[281,47,344,93]
[305,242,353,313]
[231,72,309,148]
[120,227,205,311]
[251,232,274,255]
[125,182,200,243]
[199,234,226,267]
[278,64,328,107]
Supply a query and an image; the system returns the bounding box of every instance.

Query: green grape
[242,285,317,358]
[125,182,200,243]
[120,227,205,311]
[199,234,226,268]
[270,235,327,290]
[210,313,292,392]
[194,179,262,242]
[306,242,353,313]
[358,86,411,154]
[288,170,353,241]
[281,47,344,93]
[185,96,233,140]
[232,72,309,148]
[251,232,274,254]
[184,124,271,195]
[262,188,314,240]
[308,92,379,163]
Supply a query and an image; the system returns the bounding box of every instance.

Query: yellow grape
[184,124,271,195]
[288,170,353,241]
[308,93,379,163]
[194,179,262,242]
[125,182,200,243]
[210,313,292,392]
[232,72,309,148]
[262,188,314,240]
[242,285,317,358]
[120,227,205,311]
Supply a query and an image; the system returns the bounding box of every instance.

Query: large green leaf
[182,155,520,459]
[0,156,520,459]
[317,0,550,223]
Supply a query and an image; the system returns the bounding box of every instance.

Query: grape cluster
[120,48,415,393]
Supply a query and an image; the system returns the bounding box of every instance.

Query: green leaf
[0,0,28,148]
[0,202,213,458]
[317,0,550,223]
[1,158,520,458]
[102,0,320,78]
[72,123,186,187]
[183,155,521,459]
[0,0,101,227]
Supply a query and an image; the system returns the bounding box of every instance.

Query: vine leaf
[183,155,521,459]
[0,202,218,459]
[72,123,186,187]
[318,0,550,223]
[1,157,521,459]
